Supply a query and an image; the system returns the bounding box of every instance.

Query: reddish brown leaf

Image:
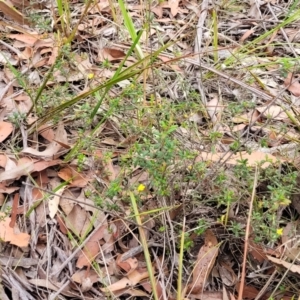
[235,283,259,300]
[0,121,14,142]
[248,239,267,264]
[8,33,41,46]
[58,166,90,187]
[33,159,62,172]
[240,29,255,42]
[56,214,68,234]
[0,212,30,247]
[116,254,138,274]
[76,224,107,268]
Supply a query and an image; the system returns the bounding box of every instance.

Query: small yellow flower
[137,184,146,192]
[276,228,283,236]
[219,215,225,224]
[87,73,94,79]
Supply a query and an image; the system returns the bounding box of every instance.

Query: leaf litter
[0,0,300,299]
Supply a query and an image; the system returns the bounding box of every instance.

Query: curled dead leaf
[186,229,219,295]
[22,123,68,159]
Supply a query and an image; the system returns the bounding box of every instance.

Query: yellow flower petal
[137,184,145,192]
[276,228,283,236]
[87,73,94,79]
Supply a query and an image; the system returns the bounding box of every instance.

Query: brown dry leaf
[9,193,19,228]
[72,269,99,290]
[112,287,150,298]
[98,48,126,62]
[8,33,41,46]
[19,46,32,59]
[281,221,300,261]
[284,73,300,96]
[14,93,32,113]
[197,151,280,169]
[38,125,55,142]
[101,268,150,293]
[59,189,75,215]
[248,239,267,264]
[116,254,138,274]
[47,45,59,66]
[28,279,75,297]
[184,291,222,300]
[0,0,29,24]
[158,0,179,17]
[0,183,19,194]
[158,55,182,72]
[76,224,107,268]
[232,110,260,124]
[0,160,35,181]
[229,292,236,300]
[102,225,115,253]
[223,285,230,300]
[33,159,62,172]
[22,122,68,159]
[57,166,90,187]
[235,283,259,300]
[240,29,255,42]
[206,94,223,121]
[232,124,246,132]
[186,229,219,295]
[0,155,7,168]
[168,0,179,16]
[0,121,14,142]
[56,213,68,234]
[267,255,300,274]
[0,212,30,247]
[218,261,237,286]
[151,6,163,18]
[256,105,292,120]
[65,205,91,238]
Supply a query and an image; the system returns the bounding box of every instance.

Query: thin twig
[238,166,259,300]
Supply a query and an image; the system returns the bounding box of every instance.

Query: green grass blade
[129,192,158,300]
[89,28,144,120]
[118,0,144,59]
